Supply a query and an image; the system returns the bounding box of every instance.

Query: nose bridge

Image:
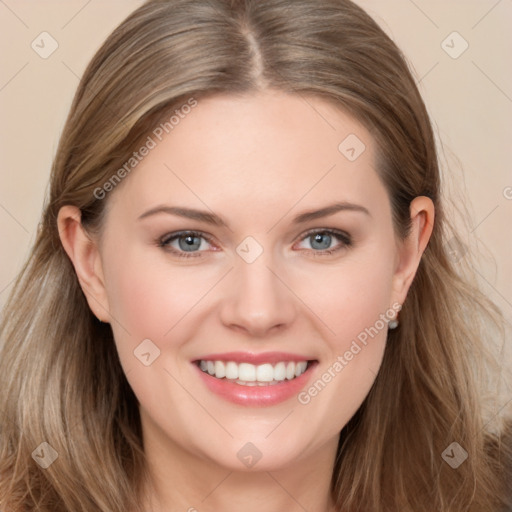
[219,245,296,335]
[239,254,278,299]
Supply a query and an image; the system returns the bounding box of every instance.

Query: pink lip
[192,358,318,407]
[193,351,312,365]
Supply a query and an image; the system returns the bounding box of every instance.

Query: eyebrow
[292,202,371,223]
[137,201,371,226]
[138,206,228,227]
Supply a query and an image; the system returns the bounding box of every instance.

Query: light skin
[58,90,434,512]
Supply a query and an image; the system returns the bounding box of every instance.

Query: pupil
[312,233,331,250]
[179,235,201,251]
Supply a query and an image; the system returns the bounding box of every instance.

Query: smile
[197,360,310,385]
[192,352,318,406]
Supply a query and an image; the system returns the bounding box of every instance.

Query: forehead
[160,90,371,172]
[108,90,386,222]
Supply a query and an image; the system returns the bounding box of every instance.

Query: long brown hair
[1,1,510,510]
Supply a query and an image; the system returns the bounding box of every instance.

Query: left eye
[295,230,351,252]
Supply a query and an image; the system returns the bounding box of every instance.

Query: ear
[57,205,111,323]
[391,196,435,305]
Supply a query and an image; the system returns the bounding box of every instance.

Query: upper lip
[193,351,316,365]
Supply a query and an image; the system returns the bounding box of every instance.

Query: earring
[388,306,401,330]
[388,318,399,329]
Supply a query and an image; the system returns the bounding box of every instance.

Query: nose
[219,254,297,338]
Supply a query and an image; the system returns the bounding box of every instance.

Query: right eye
[158,231,216,258]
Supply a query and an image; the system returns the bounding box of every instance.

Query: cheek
[102,244,223,362]
[294,248,396,346]
[292,246,395,418]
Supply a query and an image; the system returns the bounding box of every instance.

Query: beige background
[1,1,511,364]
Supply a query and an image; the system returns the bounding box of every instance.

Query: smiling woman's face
[64,89,431,473]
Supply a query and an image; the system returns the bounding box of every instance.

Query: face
[89,90,410,471]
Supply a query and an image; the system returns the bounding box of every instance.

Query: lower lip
[193,362,318,407]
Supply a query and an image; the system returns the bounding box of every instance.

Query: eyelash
[157,229,353,259]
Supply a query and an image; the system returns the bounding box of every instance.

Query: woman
[0,0,510,510]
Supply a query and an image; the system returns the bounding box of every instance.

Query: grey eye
[309,233,333,250]
[178,234,203,252]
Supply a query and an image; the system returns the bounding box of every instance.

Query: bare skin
[58,89,434,512]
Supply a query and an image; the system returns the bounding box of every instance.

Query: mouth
[195,359,312,386]
[192,352,318,406]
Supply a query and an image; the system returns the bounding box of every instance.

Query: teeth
[274,362,286,381]
[295,361,307,377]
[198,360,310,383]
[225,361,238,379]
[239,363,256,382]
[214,361,226,378]
[256,363,274,382]
[286,362,295,380]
